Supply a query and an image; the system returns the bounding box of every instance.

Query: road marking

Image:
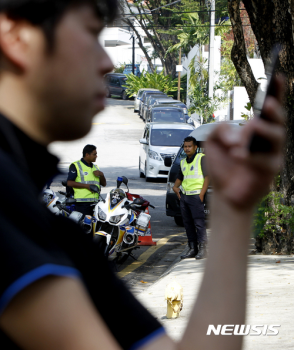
[117,232,185,278]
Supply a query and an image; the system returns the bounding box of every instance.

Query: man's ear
[0,14,40,71]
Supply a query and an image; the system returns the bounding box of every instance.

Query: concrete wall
[99,26,161,68]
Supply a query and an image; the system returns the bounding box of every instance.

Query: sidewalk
[135,254,294,349]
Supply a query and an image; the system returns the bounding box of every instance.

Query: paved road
[49,97,187,292]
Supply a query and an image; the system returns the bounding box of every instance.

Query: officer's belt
[181,189,201,195]
[75,198,99,203]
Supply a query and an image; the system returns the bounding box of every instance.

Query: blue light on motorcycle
[84,215,92,225]
[117,177,123,182]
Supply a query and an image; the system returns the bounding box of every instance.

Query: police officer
[173,136,209,260]
[67,144,106,216]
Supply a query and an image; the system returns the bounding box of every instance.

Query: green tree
[218,34,242,95]
[123,70,179,97]
[188,55,227,124]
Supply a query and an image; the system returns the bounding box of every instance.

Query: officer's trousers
[75,203,94,217]
[180,193,207,243]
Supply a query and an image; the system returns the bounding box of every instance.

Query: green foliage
[254,191,294,238]
[218,32,243,95]
[123,70,179,97]
[188,55,227,124]
[165,4,230,57]
[241,102,253,120]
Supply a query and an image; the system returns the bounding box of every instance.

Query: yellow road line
[117,232,185,278]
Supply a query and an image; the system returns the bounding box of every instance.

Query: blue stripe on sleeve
[129,327,166,350]
[0,264,81,314]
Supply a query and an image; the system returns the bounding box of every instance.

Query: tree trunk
[121,0,179,78]
[228,0,258,104]
[228,0,294,253]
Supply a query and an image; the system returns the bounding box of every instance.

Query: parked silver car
[134,88,160,113]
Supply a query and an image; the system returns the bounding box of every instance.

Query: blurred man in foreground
[0,1,285,350]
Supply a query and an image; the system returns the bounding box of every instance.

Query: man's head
[83,144,97,163]
[183,136,197,157]
[0,0,116,144]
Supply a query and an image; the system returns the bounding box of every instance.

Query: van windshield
[150,129,192,147]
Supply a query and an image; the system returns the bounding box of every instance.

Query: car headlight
[109,214,124,224]
[98,208,107,221]
[167,182,175,193]
[148,150,162,161]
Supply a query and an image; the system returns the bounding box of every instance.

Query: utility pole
[132,35,135,75]
[177,47,181,101]
[208,0,215,99]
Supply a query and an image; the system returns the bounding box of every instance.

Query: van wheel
[174,216,184,226]
[139,159,145,178]
[122,91,127,100]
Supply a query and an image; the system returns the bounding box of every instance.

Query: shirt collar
[0,113,60,192]
[80,158,93,168]
[186,151,197,163]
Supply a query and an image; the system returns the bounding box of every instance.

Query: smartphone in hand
[249,45,281,153]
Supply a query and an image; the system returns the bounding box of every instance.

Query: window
[152,110,185,123]
[111,77,120,86]
[150,129,192,147]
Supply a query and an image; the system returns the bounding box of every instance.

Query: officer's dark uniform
[177,152,208,259]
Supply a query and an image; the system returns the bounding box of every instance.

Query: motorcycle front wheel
[93,234,107,254]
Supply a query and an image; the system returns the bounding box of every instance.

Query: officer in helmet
[67,144,106,216]
[173,136,209,260]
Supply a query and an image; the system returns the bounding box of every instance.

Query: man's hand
[94,170,104,177]
[206,76,285,211]
[173,186,181,200]
[199,194,204,202]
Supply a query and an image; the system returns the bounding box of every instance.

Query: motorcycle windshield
[109,188,126,209]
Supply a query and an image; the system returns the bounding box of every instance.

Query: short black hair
[0,0,118,49]
[184,136,197,146]
[83,144,96,157]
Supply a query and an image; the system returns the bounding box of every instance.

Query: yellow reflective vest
[72,160,100,203]
[180,153,205,195]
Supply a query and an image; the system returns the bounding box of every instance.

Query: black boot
[195,242,207,260]
[181,241,198,259]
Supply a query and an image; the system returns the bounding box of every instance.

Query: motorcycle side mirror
[133,198,144,206]
[122,176,128,186]
[89,184,100,193]
[62,181,67,187]
[164,157,172,167]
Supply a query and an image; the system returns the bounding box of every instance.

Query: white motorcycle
[42,186,93,234]
[93,176,153,262]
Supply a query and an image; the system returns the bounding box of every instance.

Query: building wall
[99,27,161,69]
